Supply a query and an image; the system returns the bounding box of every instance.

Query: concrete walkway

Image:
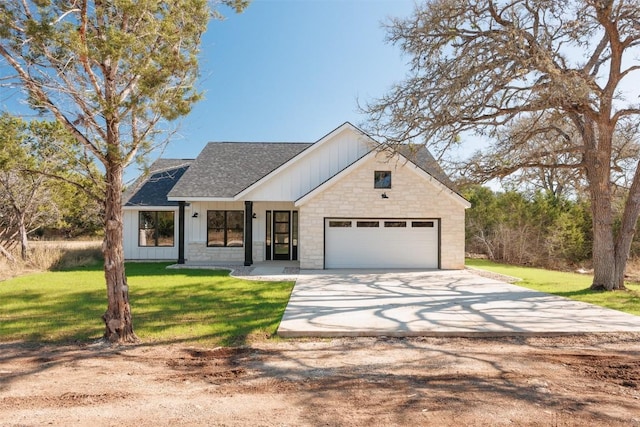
[277,269,640,337]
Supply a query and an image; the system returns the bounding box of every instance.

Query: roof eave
[404,160,471,208]
[166,196,237,202]
[123,205,182,210]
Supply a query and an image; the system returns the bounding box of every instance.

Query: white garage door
[324,218,439,269]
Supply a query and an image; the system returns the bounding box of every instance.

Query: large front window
[207,210,244,247]
[138,211,175,247]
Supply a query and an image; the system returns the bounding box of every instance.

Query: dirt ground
[1,335,640,426]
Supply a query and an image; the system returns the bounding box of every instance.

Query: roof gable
[235,122,373,201]
[167,142,311,199]
[295,149,469,208]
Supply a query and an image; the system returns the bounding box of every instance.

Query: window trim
[374,171,392,189]
[138,210,175,247]
[206,210,244,248]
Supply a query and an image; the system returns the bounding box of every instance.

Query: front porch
[177,200,299,267]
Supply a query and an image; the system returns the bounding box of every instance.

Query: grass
[0,240,103,281]
[0,262,295,346]
[466,258,640,316]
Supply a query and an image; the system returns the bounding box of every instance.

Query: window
[412,221,434,228]
[138,211,175,247]
[374,171,391,188]
[207,210,244,247]
[329,220,352,227]
[357,221,379,227]
[384,221,407,227]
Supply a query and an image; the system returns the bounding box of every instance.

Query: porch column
[178,201,186,264]
[244,201,253,266]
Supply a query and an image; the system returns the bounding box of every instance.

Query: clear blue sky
[165,0,415,160]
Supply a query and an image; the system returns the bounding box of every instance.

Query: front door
[273,211,290,260]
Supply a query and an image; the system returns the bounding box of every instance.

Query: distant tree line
[463,185,640,271]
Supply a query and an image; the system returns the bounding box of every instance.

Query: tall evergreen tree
[0,0,248,342]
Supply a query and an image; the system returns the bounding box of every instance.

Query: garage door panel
[325,218,439,269]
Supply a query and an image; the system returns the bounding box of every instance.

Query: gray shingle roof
[167,142,312,198]
[124,159,193,207]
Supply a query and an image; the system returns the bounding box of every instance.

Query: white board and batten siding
[123,208,180,260]
[242,126,371,202]
[324,218,440,269]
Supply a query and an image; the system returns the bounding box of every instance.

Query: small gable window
[207,210,244,247]
[139,211,175,247]
[374,171,391,189]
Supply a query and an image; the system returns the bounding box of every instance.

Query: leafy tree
[0,113,90,260]
[464,186,592,268]
[0,0,248,342]
[364,0,640,290]
[48,182,103,238]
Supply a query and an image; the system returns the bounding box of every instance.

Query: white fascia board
[234,122,374,200]
[294,151,377,206]
[166,196,236,202]
[122,205,180,211]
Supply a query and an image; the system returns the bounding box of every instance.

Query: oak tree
[0,0,248,342]
[460,114,639,200]
[365,0,640,290]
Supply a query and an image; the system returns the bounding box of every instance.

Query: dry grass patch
[0,240,102,281]
[625,257,640,283]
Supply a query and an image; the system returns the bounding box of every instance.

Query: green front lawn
[0,263,295,346]
[466,259,640,316]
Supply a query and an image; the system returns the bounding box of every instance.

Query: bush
[463,186,592,269]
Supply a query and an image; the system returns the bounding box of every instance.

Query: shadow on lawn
[1,262,294,347]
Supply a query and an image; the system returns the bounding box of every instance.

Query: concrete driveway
[277,269,640,337]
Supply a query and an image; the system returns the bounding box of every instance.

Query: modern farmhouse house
[123,122,470,269]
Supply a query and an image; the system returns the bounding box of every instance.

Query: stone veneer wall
[298,154,467,270]
[187,242,244,263]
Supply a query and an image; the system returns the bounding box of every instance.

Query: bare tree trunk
[18,217,28,261]
[590,198,617,290]
[101,163,138,343]
[0,242,16,262]
[586,127,618,290]
[613,159,640,289]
